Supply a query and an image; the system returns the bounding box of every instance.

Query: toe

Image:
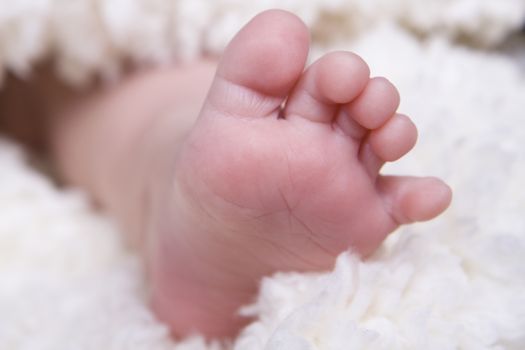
[284,51,370,123]
[206,10,310,118]
[342,77,400,129]
[368,114,417,162]
[360,114,418,175]
[377,176,453,224]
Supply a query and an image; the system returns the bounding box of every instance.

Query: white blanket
[0,1,524,349]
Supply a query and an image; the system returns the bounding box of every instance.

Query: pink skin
[142,10,451,337]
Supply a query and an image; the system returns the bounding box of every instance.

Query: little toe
[343,77,400,130]
[377,176,453,224]
[207,10,310,118]
[284,51,370,123]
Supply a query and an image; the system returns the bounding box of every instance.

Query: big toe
[206,10,310,117]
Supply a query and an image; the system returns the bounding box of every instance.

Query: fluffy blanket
[0,1,524,349]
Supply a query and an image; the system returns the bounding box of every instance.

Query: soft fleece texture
[0,1,525,349]
[1,0,524,85]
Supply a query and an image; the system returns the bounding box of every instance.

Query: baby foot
[146,10,451,338]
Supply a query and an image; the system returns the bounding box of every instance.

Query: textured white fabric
[0,2,524,350]
[0,0,524,85]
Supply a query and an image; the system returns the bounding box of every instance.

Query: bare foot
[139,10,452,338]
